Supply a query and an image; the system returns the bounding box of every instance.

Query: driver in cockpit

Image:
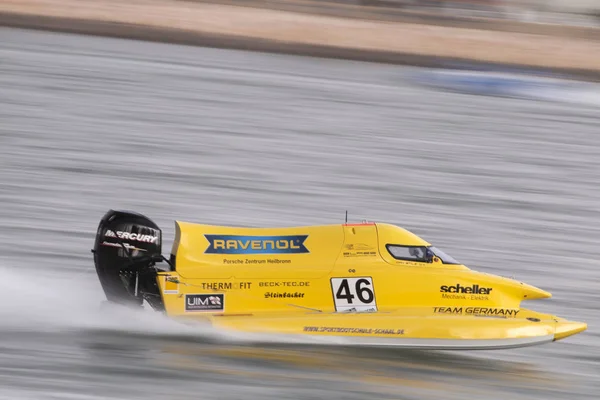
[409,247,426,261]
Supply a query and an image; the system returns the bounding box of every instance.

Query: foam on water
[0,264,339,347]
[0,265,217,337]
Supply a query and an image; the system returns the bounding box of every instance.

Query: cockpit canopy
[386,244,460,265]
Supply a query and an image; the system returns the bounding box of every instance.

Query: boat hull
[203,310,585,350]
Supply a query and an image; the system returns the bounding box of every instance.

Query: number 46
[332,277,375,306]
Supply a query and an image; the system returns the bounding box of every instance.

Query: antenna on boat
[345,210,348,224]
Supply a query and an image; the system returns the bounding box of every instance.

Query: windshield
[386,245,460,265]
[428,246,460,264]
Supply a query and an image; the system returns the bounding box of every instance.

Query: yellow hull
[176,308,585,350]
[92,210,587,350]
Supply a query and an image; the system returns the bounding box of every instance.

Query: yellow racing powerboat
[92,209,586,349]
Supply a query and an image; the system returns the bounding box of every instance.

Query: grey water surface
[0,27,599,400]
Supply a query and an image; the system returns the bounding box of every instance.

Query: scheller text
[440,284,493,295]
[205,235,308,254]
[433,307,520,317]
[105,230,158,244]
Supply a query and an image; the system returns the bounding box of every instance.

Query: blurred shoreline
[1,0,599,80]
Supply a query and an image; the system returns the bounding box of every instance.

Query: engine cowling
[92,209,164,309]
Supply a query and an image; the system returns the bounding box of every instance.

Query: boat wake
[0,264,220,337]
[0,264,352,347]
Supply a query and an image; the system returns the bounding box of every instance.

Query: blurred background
[347,0,600,25]
[285,0,598,26]
[0,0,599,399]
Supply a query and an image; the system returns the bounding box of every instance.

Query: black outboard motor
[92,210,166,310]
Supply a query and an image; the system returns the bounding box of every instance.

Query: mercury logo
[440,283,493,295]
[105,229,158,244]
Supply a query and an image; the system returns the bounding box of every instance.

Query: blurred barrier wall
[218,0,600,27]
[544,0,598,13]
[1,0,598,83]
[334,0,599,24]
[377,0,598,13]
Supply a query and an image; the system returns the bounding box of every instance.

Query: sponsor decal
[344,243,374,250]
[100,241,146,252]
[264,292,305,299]
[441,293,490,301]
[259,281,310,288]
[433,307,520,318]
[339,306,377,313]
[105,229,158,244]
[185,294,224,312]
[394,260,424,265]
[164,276,179,294]
[223,258,292,264]
[343,251,377,257]
[303,326,404,335]
[331,277,377,312]
[440,284,493,295]
[204,235,309,255]
[197,282,252,290]
[343,243,376,257]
